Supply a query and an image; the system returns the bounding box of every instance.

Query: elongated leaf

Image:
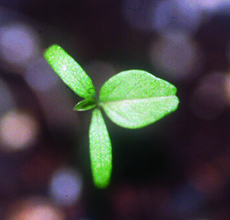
[100,70,179,128]
[89,108,112,188]
[44,45,95,99]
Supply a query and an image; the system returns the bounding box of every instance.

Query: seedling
[44,45,179,188]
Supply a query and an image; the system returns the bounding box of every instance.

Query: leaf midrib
[100,95,176,105]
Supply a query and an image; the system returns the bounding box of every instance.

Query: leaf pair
[44,45,179,188]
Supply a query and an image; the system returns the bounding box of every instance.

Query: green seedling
[44,45,179,188]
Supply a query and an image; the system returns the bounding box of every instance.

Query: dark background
[1,0,230,219]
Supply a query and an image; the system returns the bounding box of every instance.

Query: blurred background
[0,0,230,219]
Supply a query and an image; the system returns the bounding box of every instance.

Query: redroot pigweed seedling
[44,45,179,188]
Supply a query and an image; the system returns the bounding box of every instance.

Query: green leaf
[89,108,112,188]
[44,45,96,99]
[100,70,179,129]
[73,99,97,111]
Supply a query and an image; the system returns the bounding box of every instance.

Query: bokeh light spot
[49,167,82,206]
[0,109,39,152]
[189,162,225,197]
[0,23,40,67]
[190,73,226,120]
[149,33,202,81]
[193,0,230,12]
[170,184,205,218]
[6,197,65,220]
[152,0,202,35]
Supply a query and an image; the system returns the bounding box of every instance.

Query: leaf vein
[101,96,175,105]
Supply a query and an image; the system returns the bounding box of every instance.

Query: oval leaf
[100,70,179,128]
[89,108,112,188]
[44,45,95,99]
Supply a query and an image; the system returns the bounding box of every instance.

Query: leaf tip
[93,169,112,189]
[44,44,62,61]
